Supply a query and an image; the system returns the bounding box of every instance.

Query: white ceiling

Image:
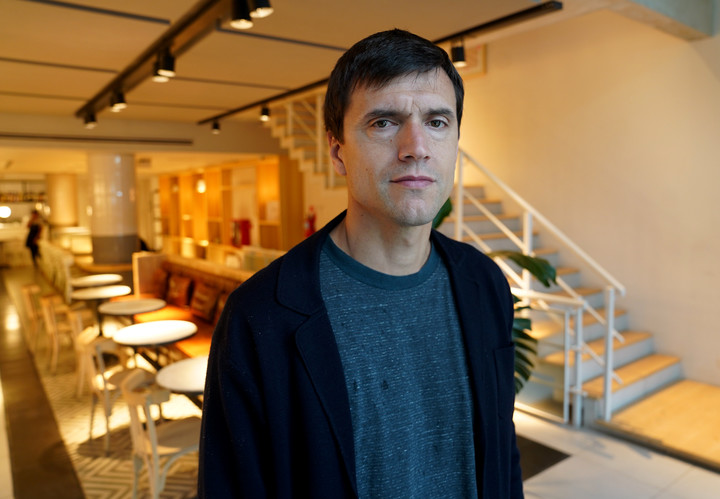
[0,0,565,175]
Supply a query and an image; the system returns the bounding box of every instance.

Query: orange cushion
[166,274,193,307]
[152,268,169,299]
[190,282,220,322]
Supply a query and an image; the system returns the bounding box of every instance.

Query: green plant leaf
[488,250,557,288]
[513,317,532,332]
[514,348,533,367]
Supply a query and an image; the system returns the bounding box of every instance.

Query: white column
[46,174,77,227]
[87,152,138,264]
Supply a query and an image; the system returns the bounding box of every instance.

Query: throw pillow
[151,267,169,299]
[190,282,220,322]
[166,274,193,307]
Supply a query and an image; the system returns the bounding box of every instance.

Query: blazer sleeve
[198,297,270,498]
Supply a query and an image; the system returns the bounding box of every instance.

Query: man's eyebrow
[362,109,403,122]
[426,107,455,118]
[362,107,456,122]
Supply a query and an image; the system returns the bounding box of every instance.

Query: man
[199,29,523,498]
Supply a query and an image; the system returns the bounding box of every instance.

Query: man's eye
[428,119,446,128]
[372,119,391,128]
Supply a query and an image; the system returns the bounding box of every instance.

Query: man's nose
[397,121,430,161]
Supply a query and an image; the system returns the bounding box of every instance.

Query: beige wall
[460,10,720,383]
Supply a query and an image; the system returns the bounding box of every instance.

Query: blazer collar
[276,211,346,315]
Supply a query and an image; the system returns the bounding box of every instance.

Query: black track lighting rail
[74,0,229,120]
[433,1,563,45]
[197,1,563,125]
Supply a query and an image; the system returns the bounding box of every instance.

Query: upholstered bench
[131,252,254,358]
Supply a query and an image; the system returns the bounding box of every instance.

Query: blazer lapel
[295,314,357,495]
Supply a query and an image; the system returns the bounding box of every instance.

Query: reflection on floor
[1,265,720,498]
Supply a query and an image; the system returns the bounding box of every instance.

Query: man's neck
[329,213,432,276]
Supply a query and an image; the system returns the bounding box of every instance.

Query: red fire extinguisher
[304,206,316,238]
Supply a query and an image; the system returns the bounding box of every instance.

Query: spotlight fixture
[250,0,273,18]
[152,61,169,82]
[212,120,221,134]
[260,105,270,122]
[84,111,97,129]
[230,0,254,29]
[451,41,467,68]
[156,48,176,78]
[110,90,127,112]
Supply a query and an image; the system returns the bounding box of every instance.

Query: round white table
[71,273,123,288]
[113,320,198,348]
[71,284,132,335]
[156,355,209,395]
[98,298,166,318]
[114,320,198,370]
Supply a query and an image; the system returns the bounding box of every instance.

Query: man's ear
[328,132,346,176]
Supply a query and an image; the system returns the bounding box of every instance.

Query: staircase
[262,91,345,190]
[261,92,685,430]
[437,163,684,427]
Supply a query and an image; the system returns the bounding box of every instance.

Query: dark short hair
[324,29,464,142]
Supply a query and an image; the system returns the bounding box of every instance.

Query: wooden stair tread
[583,353,680,398]
[544,331,652,366]
[529,307,627,340]
[550,286,603,298]
[462,229,538,242]
[531,247,557,257]
[554,266,579,276]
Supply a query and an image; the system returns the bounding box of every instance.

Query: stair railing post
[573,306,584,427]
[522,211,534,295]
[603,286,616,421]
[563,309,571,424]
[454,153,464,241]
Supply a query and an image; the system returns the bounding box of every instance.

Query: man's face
[329,69,459,229]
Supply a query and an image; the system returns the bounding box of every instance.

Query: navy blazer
[199,212,523,498]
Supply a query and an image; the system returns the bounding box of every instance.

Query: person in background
[199,29,523,498]
[25,209,42,266]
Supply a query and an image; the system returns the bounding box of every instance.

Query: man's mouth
[390,175,434,188]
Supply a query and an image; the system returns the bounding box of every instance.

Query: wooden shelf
[157,155,304,254]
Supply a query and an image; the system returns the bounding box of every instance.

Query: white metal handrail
[455,149,626,422]
[512,290,584,426]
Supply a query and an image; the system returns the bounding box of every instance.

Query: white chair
[39,293,74,373]
[85,336,153,455]
[121,369,201,499]
[20,283,43,352]
[66,308,100,397]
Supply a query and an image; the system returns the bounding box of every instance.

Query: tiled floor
[1,265,720,498]
[515,411,720,498]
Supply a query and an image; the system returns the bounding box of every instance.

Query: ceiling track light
[230,0,254,29]
[451,41,467,68]
[212,120,221,134]
[250,0,273,18]
[110,90,127,112]
[260,105,270,122]
[152,61,170,82]
[156,48,176,78]
[84,112,97,129]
